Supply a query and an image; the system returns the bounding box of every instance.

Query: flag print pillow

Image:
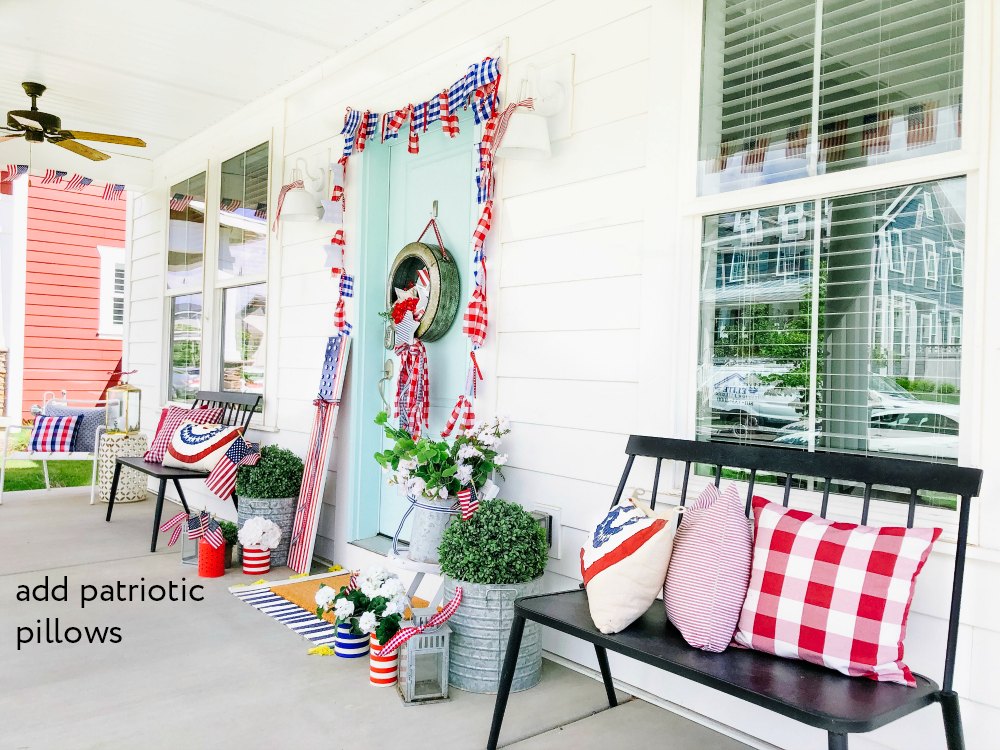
[581,498,678,634]
[144,405,223,463]
[162,422,242,472]
[663,483,753,652]
[733,496,940,686]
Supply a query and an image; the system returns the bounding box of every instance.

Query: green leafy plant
[438,499,548,585]
[235,445,304,499]
[219,520,239,546]
[373,412,509,500]
[314,568,409,642]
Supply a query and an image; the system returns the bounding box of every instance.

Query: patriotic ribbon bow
[159,512,192,547]
[394,339,430,438]
[377,588,464,657]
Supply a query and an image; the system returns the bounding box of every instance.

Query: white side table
[98,433,149,503]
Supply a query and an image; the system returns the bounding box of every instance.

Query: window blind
[699,0,965,194]
[697,177,965,467]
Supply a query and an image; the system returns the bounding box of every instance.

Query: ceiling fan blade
[53,138,110,161]
[62,130,146,148]
[1,134,23,142]
[12,113,44,130]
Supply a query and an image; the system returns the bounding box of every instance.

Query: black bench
[488,436,982,750]
[105,391,262,552]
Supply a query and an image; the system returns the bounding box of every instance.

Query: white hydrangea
[237,516,282,550]
[479,432,499,448]
[333,599,355,620]
[358,611,377,633]
[455,463,473,485]
[315,586,337,609]
[376,577,406,599]
[458,444,482,460]
[383,593,410,617]
[406,476,427,497]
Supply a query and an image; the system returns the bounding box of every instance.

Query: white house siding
[122,1,1000,748]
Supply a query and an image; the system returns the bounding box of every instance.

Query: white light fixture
[281,158,324,222]
[495,65,566,161]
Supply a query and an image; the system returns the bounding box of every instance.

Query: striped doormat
[231,584,338,646]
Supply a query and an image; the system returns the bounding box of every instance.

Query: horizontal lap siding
[21,182,125,418]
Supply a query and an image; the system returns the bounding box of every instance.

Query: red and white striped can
[242,546,271,575]
[369,633,398,687]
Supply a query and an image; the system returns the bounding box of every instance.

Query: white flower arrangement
[237,516,281,550]
[315,566,411,644]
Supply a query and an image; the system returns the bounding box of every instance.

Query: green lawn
[2,459,94,492]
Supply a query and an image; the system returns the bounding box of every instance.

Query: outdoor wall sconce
[281,157,325,222]
[396,608,452,705]
[495,64,567,161]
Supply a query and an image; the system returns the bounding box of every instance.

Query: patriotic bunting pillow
[580,498,679,634]
[144,405,223,464]
[28,415,81,453]
[663,483,753,652]
[163,422,242,472]
[733,496,941,687]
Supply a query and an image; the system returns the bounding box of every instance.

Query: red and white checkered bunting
[394,339,429,438]
[441,394,475,438]
[441,89,459,138]
[463,287,488,348]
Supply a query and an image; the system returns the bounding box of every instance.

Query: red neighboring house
[5,178,125,420]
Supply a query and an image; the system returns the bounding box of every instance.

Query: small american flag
[2,164,28,183]
[170,193,193,211]
[862,110,893,156]
[40,169,67,185]
[254,202,267,219]
[102,183,125,201]
[64,173,93,192]
[785,125,809,158]
[220,198,242,212]
[205,436,261,499]
[907,102,938,149]
[187,512,209,540]
[202,519,225,549]
[741,137,769,173]
[457,486,479,521]
[821,119,848,163]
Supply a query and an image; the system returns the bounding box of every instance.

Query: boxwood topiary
[235,445,304,499]
[438,499,548,585]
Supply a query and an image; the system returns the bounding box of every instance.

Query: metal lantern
[106,379,141,434]
[397,608,451,705]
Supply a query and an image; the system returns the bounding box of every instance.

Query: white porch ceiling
[0,0,431,182]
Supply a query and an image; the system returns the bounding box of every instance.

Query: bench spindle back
[608,436,982,694]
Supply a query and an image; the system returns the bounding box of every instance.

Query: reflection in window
[218,143,269,281]
[167,173,206,291]
[698,0,964,195]
[168,293,202,402]
[220,283,266,397]
[697,178,965,467]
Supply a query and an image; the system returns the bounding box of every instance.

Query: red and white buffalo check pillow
[143,406,224,464]
[733,496,940,687]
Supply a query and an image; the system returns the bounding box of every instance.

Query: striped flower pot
[334,624,370,658]
[242,546,271,575]
[369,634,399,687]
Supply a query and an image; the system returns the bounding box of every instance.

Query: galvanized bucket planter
[443,576,543,694]
[405,495,457,564]
[237,495,297,567]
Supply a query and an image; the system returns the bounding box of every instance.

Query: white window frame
[890,228,905,272]
[97,245,126,338]
[904,247,918,285]
[657,0,988,540]
[923,238,939,289]
[948,247,964,287]
[161,132,278,429]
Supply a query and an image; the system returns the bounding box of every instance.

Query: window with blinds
[698,0,965,194]
[697,177,965,476]
[112,264,126,326]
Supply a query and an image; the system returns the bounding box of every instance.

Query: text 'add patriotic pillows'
[144,406,224,463]
[162,422,242,472]
[581,498,678,634]
[733,496,940,686]
[664,484,753,652]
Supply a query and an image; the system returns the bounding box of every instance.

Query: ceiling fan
[1,82,146,161]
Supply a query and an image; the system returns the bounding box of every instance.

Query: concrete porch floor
[0,488,753,750]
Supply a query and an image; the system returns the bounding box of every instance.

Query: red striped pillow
[663,484,753,652]
[143,406,223,464]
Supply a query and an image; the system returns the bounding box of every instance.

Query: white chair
[0,391,119,506]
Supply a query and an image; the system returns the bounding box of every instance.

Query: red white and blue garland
[330,55,532,439]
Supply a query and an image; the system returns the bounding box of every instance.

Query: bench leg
[150,479,167,553]
[828,733,848,750]
[172,479,191,514]
[105,462,124,522]
[487,614,526,750]
[941,690,965,750]
[594,645,618,707]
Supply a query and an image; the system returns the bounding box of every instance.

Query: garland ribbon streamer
[441,394,475,438]
[394,340,430,438]
[377,588,464,657]
[272,179,304,231]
